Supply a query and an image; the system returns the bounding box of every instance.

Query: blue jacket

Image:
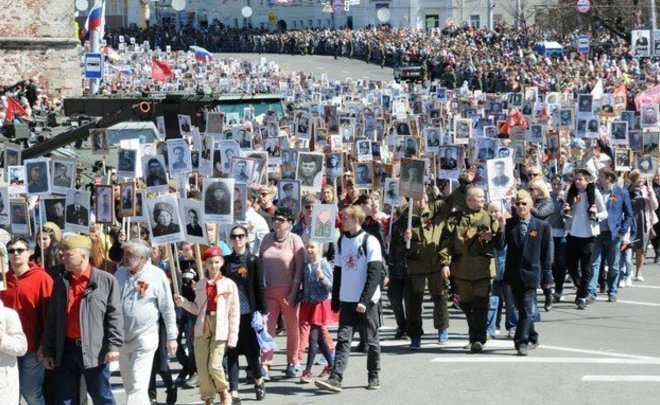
[503,216,553,289]
[601,185,634,240]
[302,259,333,304]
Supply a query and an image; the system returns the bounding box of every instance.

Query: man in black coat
[503,190,553,356]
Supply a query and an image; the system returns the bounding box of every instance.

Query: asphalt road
[112,257,660,405]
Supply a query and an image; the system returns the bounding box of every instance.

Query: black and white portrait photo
[43,198,66,229]
[356,140,373,162]
[219,140,241,174]
[454,118,472,143]
[24,158,51,196]
[326,153,343,183]
[424,127,441,153]
[475,138,497,161]
[8,165,26,194]
[117,148,137,178]
[0,187,9,225]
[51,159,75,194]
[234,127,252,149]
[10,201,30,235]
[90,128,109,155]
[94,185,114,225]
[641,103,659,129]
[180,199,207,244]
[399,159,426,200]
[178,114,192,135]
[276,180,301,213]
[167,139,192,174]
[577,94,594,115]
[439,146,461,172]
[65,189,91,234]
[206,111,224,135]
[147,194,185,246]
[353,162,374,189]
[231,158,255,184]
[614,148,632,171]
[119,182,136,217]
[383,178,401,207]
[203,178,234,223]
[636,155,657,177]
[487,158,515,199]
[3,143,21,168]
[610,121,629,145]
[296,152,324,191]
[142,155,169,192]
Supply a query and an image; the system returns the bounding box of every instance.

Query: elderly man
[114,239,178,404]
[439,187,504,353]
[503,190,553,356]
[43,235,123,404]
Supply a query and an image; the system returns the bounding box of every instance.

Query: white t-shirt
[336,231,382,304]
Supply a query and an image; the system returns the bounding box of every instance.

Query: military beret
[62,234,92,251]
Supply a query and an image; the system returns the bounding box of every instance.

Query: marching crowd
[0,22,659,405]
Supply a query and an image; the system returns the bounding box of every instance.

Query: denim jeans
[488,280,518,336]
[18,351,46,405]
[589,232,622,298]
[619,248,633,281]
[54,342,115,405]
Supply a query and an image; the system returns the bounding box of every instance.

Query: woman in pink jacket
[175,246,239,405]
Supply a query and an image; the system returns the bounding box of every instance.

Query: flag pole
[89,1,103,95]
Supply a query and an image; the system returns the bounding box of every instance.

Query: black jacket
[503,217,553,289]
[222,252,267,314]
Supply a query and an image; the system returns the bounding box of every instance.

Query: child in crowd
[298,240,335,383]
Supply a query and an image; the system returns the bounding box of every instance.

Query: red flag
[152,59,174,82]
[4,97,28,123]
[500,109,528,135]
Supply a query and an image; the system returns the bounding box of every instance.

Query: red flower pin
[610,194,617,202]
[529,229,538,239]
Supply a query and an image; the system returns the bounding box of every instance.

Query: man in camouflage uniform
[439,187,504,353]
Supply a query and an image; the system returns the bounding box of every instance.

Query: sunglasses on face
[305,205,313,209]
[8,248,28,255]
[229,234,247,240]
[273,217,287,223]
[515,202,528,206]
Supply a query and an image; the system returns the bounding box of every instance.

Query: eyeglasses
[273,217,287,223]
[229,234,247,240]
[8,248,28,255]
[515,202,528,206]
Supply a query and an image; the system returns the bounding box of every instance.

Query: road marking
[615,299,660,307]
[626,285,660,290]
[431,357,660,364]
[582,375,660,382]
[540,344,660,361]
[340,70,350,74]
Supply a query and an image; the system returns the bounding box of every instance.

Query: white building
[93,0,556,31]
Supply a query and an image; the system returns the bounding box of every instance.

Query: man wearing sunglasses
[0,237,53,404]
[502,190,553,356]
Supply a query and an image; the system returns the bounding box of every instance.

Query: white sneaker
[618,281,625,289]
[634,275,645,282]
[626,276,633,287]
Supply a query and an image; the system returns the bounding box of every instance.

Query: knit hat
[42,222,62,242]
[201,246,224,262]
[61,235,92,251]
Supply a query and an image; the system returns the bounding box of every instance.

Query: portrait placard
[147,193,185,246]
[310,204,337,242]
[142,155,169,193]
[203,178,234,224]
[438,146,463,180]
[119,182,136,217]
[277,180,301,213]
[90,129,109,155]
[487,158,515,200]
[94,185,115,225]
[117,148,138,179]
[9,200,30,235]
[65,189,91,234]
[51,158,75,195]
[0,187,8,225]
[399,159,425,200]
[296,152,324,192]
[24,158,51,196]
[43,197,65,229]
[180,198,207,244]
[614,148,633,172]
[382,178,401,207]
[167,139,192,175]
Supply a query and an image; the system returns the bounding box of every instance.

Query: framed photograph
[643,132,659,154]
[89,128,109,155]
[325,152,343,183]
[454,118,472,144]
[9,200,30,235]
[94,185,115,225]
[351,162,372,190]
[178,114,192,135]
[142,155,169,192]
[156,116,166,138]
[180,199,207,244]
[0,187,9,225]
[117,148,137,179]
[206,111,224,135]
[558,108,574,129]
[219,140,241,174]
[167,139,192,175]
[614,148,633,172]
[577,94,594,115]
[586,116,600,138]
[527,124,545,143]
[119,182,136,217]
[296,152,324,192]
[610,121,628,145]
[474,138,498,161]
[277,180,301,213]
[8,166,25,194]
[197,135,214,176]
[130,189,147,222]
[50,158,74,194]
[203,178,234,223]
[438,145,463,180]
[310,204,337,242]
[399,159,425,200]
[65,189,91,234]
[43,197,65,229]
[636,155,658,178]
[340,125,354,144]
[487,158,515,200]
[356,139,373,162]
[629,131,644,152]
[424,127,441,153]
[296,114,311,139]
[383,178,401,207]
[3,142,21,169]
[640,103,659,129]
[233,183,248,221]
[24,158,51,196]
[234,126,252,149]
[230,158,256,184]
[147,193,185,246]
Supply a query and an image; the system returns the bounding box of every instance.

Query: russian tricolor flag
[81,0,105,39]
[190,46,214,62]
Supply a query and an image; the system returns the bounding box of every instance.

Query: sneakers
[577,298,587,310]
[315,377,342,393]
[254,378,266,401]
[367,372,380,390]
[618,280,625,289]
[544,295,553,312]
[552,292,562,303]
[409,337,421,350]
[284,363,299,378]
[261,366,271,382]
[626,276,633,287]
[175,372,189,386]
[516,344,528,356]
[470,342,483,353]
[183,373,200,389]
[507,330,516,339]
[528,341,539,350]
[585,295,596,305]
[634,275,645,282]
[318,365,332,378]
[438,329,449,345]
[393,329,406,340]
[300,370,313,384]
[608,295,617,303]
